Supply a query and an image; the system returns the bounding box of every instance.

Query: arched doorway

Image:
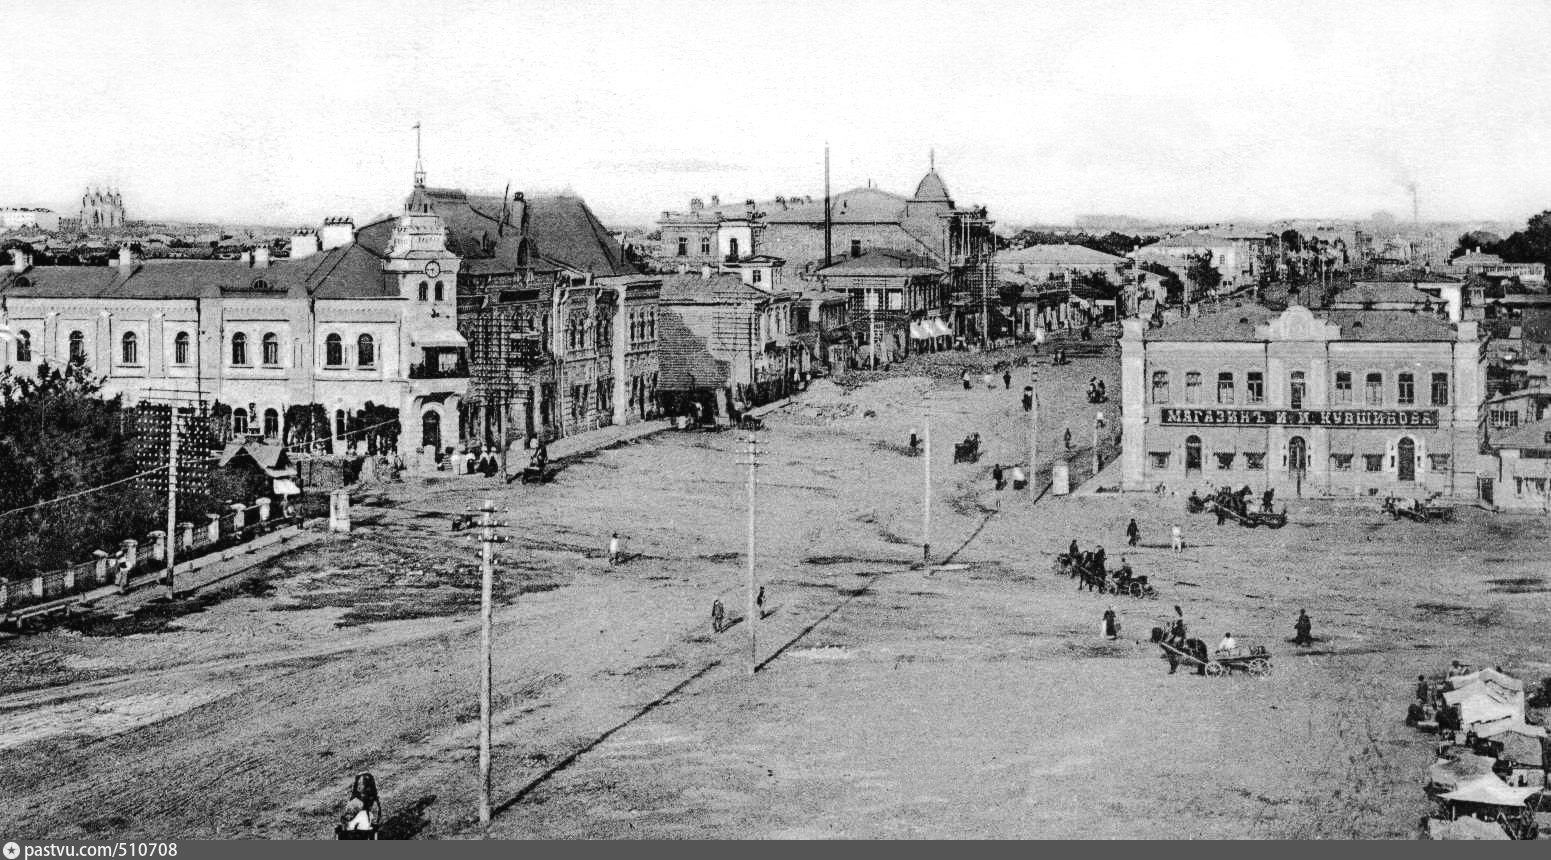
[1185,435,1202,475]
[421,409,442,454]
[1288,435,1307,495]
[1397,436,1416,482]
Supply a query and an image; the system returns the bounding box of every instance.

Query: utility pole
[744,434,758,675]
[1092,411,1102,481]
[922,396,931,562]
[164,407,178,599]
[869,286,878,370]
[1028,379,1038,496]
[498,398,508,483]
[475,498,502,834]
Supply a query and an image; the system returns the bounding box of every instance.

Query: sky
[5,0,1551,231]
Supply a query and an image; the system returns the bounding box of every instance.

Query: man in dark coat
[1102,607,1118,639]
[1022,387,1033,412]
[1002,369,1012,390]
[1068,539,1080,560]
[1293,609,1313,645]
[1126,518,1140,547]
[992,463,1005,491]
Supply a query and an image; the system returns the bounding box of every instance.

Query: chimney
[241,250,253,267]
[253,246,270,268]
[290,229,319,260]
[319,217,355,251]
[1439,283,1463,323]
[690,197,704,212]
[11,248,30,273]
[711,195,720,207]
[117,245,132,268]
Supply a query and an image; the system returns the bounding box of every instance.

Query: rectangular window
[1214,452,1235,470]
[1428,454,1451,472]
[1151,371,1170,404]
[1330,454,1354,472]
[1246,371,1264,404]
[752,269,762,284]
[1148,451,1171,469]
[1397,372,1415,405]
[887,291,903,310]
[699,237,711,255]
[1364,372,1383,406]
[1289,372,1305,409]
[1363,454,1385,472]
[1243,452,1265,470]
[1334,371,1352,403]
[1185,372,1201,404]
[1217,372,1235,404]
[1431,372,1449,406]
[676,237,688,257]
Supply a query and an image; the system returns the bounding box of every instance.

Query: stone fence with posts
[0,495,297,613]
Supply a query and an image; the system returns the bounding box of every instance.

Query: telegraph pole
[164,408,178,599]
[1092,412,1102,480]
[498,399,508,483]
[922,397,931,562]
[1028,380,1038,496]
[476,498,501,834]
[744,435,758,675]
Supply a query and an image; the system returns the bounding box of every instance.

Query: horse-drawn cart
[1382,496,1454,523]
[1154,635,1273,677]
[953,438,980,464]
[1211,501,1288,529]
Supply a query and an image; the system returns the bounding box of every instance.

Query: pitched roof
[1144,304,1459,342]
[999,243,1127,266]
[1142,231,1238,249]
[1331,282,1437,305]
[913,169,952,203]
[1454,252,1504,266]
[763,187,909,224]
[0,249,400,301]
[526,194,635,276]
[1357,268,1462,284]
[658,272,766,304]
[817,248,944,277]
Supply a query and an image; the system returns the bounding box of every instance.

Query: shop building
[1119,303,1486,499]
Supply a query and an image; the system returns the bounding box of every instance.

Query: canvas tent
[1440,775,1541,808]
[1444,683,1524,728]
[1428,753,1499,793]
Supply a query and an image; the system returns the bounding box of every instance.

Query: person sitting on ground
[1217,632,1237,655]
[1010,465,1027,490]
[908,429,919,452]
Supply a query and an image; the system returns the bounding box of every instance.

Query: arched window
[16,330,31,362]
[418,281,429,301]
[325,333,343,366]
[174,331,190,365]
[263,408,280,438]
[68,330,85,363]
[434,281,444,302]
[121,331,138,364]
[335,409,347,439]
[1151,370,1169,403]
[357,333,375,367]
[647,311,656,340]
[232,408,249,434]
[231,332,248,365]
[262,332,280,365]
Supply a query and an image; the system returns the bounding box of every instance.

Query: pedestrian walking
[1293,609,1313,645]
[1096,380,1106,401]
[960,368,971,390]
[908,429,919,453]
[608,532,622,565]
[1170,524,1183,553]
[992,463,1005,491]
[711,599,725,633]
[756,586,766,616]
[1126,518,1140,547]
[1002,369,1012,390]
[1063,427,1072,450]
[1022,387,1033,412]
[1102,607,1119,639]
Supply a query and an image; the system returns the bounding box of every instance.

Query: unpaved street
[3,342,1548,839]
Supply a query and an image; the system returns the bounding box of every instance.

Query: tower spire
[929,148,935,171]
[413,121,425,188]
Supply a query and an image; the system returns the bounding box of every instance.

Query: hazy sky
[5,0,1551,229]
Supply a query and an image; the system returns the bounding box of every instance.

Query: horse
[1150,627,1209,674]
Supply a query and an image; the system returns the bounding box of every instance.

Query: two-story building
[815,249,950,365]
[1119,303,1486,499]
[0,178,469,458]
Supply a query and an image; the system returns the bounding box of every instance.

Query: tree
[1141,262,1183,304]
[1185,252,1223,299]
[1279,229,1304,254]
[1451,230,1502,259]
[0,361,159,578]
[1484,212,1551,267]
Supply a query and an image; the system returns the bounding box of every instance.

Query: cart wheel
[1248,658,1270,677]
[1205,661,1225,677]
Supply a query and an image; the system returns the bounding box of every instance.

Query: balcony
[409,347,469,379]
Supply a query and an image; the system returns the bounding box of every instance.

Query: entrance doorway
[1185,435,1202,475]
[421,409,441,453]
[1288,435,1307,495]
[1398,436,1416,482]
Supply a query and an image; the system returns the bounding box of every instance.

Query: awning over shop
[910,321,930,340]
[412,332,470,349]
[272,478,301,496]
[929,318,952,337]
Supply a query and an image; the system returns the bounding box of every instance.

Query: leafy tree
[1483,212,1551,267]
[1451,230,1502,259]
[1279,229,1304,253]
[1185,252,1223,298]
[1141,262,1183,304]
[0,361,160,578]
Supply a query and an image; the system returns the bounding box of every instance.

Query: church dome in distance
[913,168,952,203]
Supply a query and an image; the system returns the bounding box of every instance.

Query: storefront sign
[1159,408,1438,428]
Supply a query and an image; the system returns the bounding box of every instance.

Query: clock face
[424,261,441,278]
